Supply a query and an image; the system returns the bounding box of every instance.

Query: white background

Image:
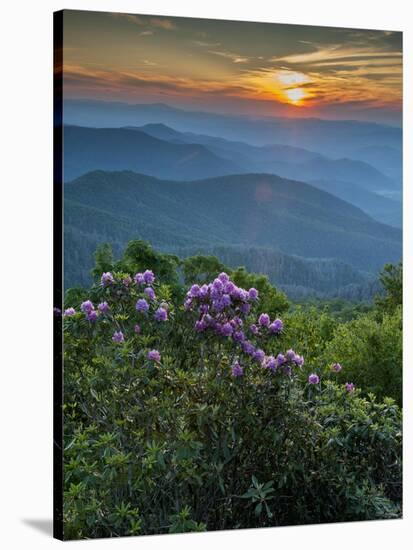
[0,0,411,548]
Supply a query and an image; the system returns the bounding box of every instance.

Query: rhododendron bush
[61,248,402,539]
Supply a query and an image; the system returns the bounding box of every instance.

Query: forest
[60,239,402,539]
[64,169,401,299]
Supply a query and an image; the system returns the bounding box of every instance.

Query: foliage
[182,254,226,286]
[116,240,180,287]
[92,243,114,281]
[280,305,336,372]
[230,266,289,316]
[181,255,289,317]
[375,262,403,316]
[61,251,402,539]
[290,297,373,322]
[322,307,402,405]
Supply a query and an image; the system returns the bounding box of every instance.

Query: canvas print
[53,10,403,540]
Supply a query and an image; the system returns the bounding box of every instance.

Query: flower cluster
[308,373,320,385]
[132,271,170,325]
[307,366,355,394]
[231,361,244,377]
[184,272,301,379]
[77,298,110,322]
[147,349,161,363]
[62,271,170,367]
[185,272,257,319]
[101,272,115,286]
[74,271,171,331]
[53,307,62,317]
[64,270,355,393]
[134,270,155,286]
[80,300,98,322]
[112,331,124,343]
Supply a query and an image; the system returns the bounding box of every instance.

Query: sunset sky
[62,10,402,125]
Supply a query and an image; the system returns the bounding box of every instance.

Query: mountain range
[63,125,239,182]
[64,100,402,160]
[134,123,399,194]
[62,101,402,296]
[64,170,401,294]
[64,124,401,227]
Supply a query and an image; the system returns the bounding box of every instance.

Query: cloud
[64,19,401,123]
[150,17,176,30]
[63,54,401,116]
[236,56,402,112]
[111,13,146,25]
[207,50,250,63]
[261,39,402,109]
[63,63,257,99]
[273,47,402,66]
[110,13,177,30]
[192,40,221,48]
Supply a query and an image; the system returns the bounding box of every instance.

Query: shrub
[62,267,402,539]
[322,307,402,405]
[279,305,336,370]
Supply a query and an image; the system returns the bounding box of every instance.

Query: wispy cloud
[207,50,250,63]
[272,46,402,66]
[260,40,402,109]
[63,56,401,113]
[110,13,177,30]
[63,64,249,94]
[150,17,176,30]
[192,40,221,48]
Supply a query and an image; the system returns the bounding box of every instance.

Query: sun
[273,71,310,105]
[285,87,306,105]
[277,71,308,86]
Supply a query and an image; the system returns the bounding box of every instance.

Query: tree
[116,240,180,286]
[231,267,289,316]
[182,255,226,285]
[375,262,402,315]
[91,243,114,282]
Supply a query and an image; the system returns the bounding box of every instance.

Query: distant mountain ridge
[64,124,400,226]
[64,99,402,156]
[129,123,323,167]
[64,170,401,290]
[131,122,397,191]
[63,125,242,182]
[306,179,401,228]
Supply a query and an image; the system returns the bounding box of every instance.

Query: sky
[62,10,403,125]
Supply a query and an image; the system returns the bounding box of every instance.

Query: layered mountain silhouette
[306,179,401,228]
[64,124,401,227]
[62,101,402,295]
[132,123,397,192]
[64,100,402,157]
[129,123,323,168]
[63,125,241,182]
